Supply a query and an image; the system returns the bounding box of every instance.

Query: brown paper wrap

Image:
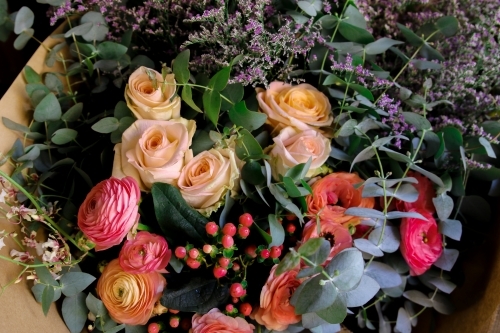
[1,25,499,333]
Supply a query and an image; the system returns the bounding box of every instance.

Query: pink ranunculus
[400,209,443,276]
[118,231,171,274]
[190,308,255,333]
[301,218,353,264]
[396,171,436,213]
[77,177,141,251]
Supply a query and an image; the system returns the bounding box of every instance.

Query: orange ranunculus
[301,219,353,263]
[306,172,375,227]
[190,308,255,333]
[251,265,301,331]
[96,259,166,325]
[396,171,436,213]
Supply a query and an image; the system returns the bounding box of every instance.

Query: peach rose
[177,147,240,216]
[96,259,166,325]
[119,231,171,274]
[112,118,196,191]
[301,219,353,263]
[306,172,375,227]
[269,126,331,179]
[190,308,255,333]
[77,177,140,251]
[125,66,181,120]
[252,265,301,331]
[256,82,333,135]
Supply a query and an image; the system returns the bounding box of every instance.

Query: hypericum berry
[186,258,201,269]
[286,223,296,233]
[175,246,186,259]
[169,316,180,328]
[205,221,219,235]
[222,235,234,249]
[285,213,296,221]
[270,246,282,259]
[222,223,237,236]
[188,248,199,259]
[230,283,245,298]
[219,257,231,268]
[260,249,270,259]
[245,244,257,258]
[169,309,179,314]
[232,262,241,272]
[148,323,161,333]
[213,266,227,279]
[203,244,212,254]
[225,304,234,312]
[239,303,252,316]
[239,213,253,227]
[232,297,239,303]
[238,226,250,239]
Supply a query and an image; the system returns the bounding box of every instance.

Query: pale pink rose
[177,148,240,216]
[256,82,333,135]
[252,265,301,331]
[125,66,181,120]
[301,219,353,264]
[112,118,196,191]
[269,126,331,179]
[96,259,166,325]
[190,308,255,333]
[118,231,171,274]
[77,177,140,251]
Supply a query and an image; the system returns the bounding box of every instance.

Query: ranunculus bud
[78,177,140,251]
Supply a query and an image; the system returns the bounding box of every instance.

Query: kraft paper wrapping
[0,26,499,333]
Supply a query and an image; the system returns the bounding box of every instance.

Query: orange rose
[306,172,375,227]
[96,259,166,325]
[301,219,353,264]
[252,265,301,331]
[190,308,255,333]
[256,82,333,135]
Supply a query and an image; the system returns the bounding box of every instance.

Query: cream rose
[112,118,196,191]
[269,126,331,180]
[125,66,181,120]
[177,148,240,216]
[256,81,333,135]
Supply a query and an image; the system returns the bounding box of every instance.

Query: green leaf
[119,116,135,132]
[420,43,444,61]
[208,66,230,92]
[441,126,463,153]
[299,238,324,257]
[283,176,304,198]
[24,66,41,83]
[64,22,93,38]
[62,103,83,122]
[62,292,88,333]
[291,275,337,314]
[326,248,364,291]
[235,129,265,161]
[365,38,404,55]
[436,16,459,37]
[32,283,61,303]
[344,5,367,29]
[318,14,338,29]
[316,294,347,324]
[13,28,34,50]
[479,137,496,158]
[269,214,285,247]
[338,22,375,44]
[181,85,203,113]
[253,219,273,244]
[203,90,221,126]
[114,101,133,119]
[397,23,423,47]
[276,251,300,275]
[221,83,244,110]
[34,93,62,122]
[34,259,59,287]
[2,117,30,134]
[410,59,442,70]
[287,10,310,24]
[173,49,190,84]
[350,84,374,101]
[86,293,107,317]
[91,117,120,133]
[297,0,320,16]
[402,112,431,130]
[14,6,34,34]
[42,285,55,316]
[80,12,108,42]
[60,272,96,297]
[228,101,267,131]
[98,41,128,60]
[337,119,358,137]
[51,128,77,145]
[323,74,347,86]
[305,238,331,265]
[160,277,228,313]
[285,158,312,183]
[241,160,266,185]
[151,183,208,243]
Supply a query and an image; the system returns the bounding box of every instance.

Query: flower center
[421,232,428,243]
[326,192,338,205]
[319,231,336,247]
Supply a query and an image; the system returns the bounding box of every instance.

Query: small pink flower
[119,231,171,274]
[190,308,254,333]
[78,177,141,251]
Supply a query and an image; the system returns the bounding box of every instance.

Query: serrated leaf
[62,292,88,333]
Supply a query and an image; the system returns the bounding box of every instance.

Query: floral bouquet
[0,0,499,332]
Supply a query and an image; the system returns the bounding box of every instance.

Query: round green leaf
[34,93,62,122]
[13,28,34,50]
[60,272,96,297]
[97,41,128,60]
[14,6,34,34]
[62,293,88,333]
[402,112,431,130]
[436,16,459,37]
[326,248,364,291]
[51,128,78,145]
[91,117,120,133]
[241,160,265,185]
[62,103,83,122]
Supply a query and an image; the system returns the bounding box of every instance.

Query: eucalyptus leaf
[326,248,364,291]
[34,93,61,122]
[228,101,267,131]
[51,128,78,145]
[291,274,337,314]
[60,272,96,297]
[269,214,285,247]
[432,194,454,221]
[86,293,107,317]
[62,103,83,122]
[91,117,119,133]
[350,146,376,171]
[403,290,433,307]
[430,292,454,314]
[62,292,88,333]
[14,28,34,50]
[434,248,458,271]
[365,261,402,288]
[428,277,456,294]
[343,275,380,307]
[354,239,383,257]
[395,308,411,333]
[368,226,400,253]
[14,6,34,34]
[365,38,404,55]
[438,219,462,241]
